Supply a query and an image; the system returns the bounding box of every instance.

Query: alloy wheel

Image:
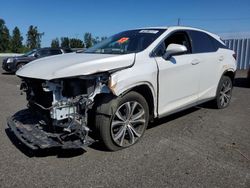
[219,79,232,107]
[111,101,146,147]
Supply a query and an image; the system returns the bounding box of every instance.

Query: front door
[154,31,200,116]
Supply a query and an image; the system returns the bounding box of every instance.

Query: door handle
[218,56,224,61]
[191,59,200,65]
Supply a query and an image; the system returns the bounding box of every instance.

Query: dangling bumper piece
[7,109,95,150]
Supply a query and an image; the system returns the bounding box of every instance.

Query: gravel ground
[0,64,249,188]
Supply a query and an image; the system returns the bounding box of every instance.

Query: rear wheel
[214,76,233,109]
[94,91,149,151]
[247,70,250,84]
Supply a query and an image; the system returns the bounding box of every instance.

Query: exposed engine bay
[8,73,111,150]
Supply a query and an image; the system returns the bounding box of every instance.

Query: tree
[60,37,70,48]
[51,38,60,48]
[0,19,10,52]
[92,36,100,45]
[84,32,93,48]
[92,36,108,45]
[69,38,84,48]
[10,26,23,53]
[101,36,107,41]
[26,25,44,49]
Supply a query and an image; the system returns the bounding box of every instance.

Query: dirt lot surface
[0,64,249,187]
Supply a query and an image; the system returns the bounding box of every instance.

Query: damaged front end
[7,73,111,150]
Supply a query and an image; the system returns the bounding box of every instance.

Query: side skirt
[157,97,215,119]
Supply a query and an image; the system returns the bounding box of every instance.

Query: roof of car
[136,26,221,41]
[39,47,63,50]
[139,25,206,31]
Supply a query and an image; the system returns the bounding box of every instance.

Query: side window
[154,31,191,57]
[208,35,227,51]
[63,49,73,53]
[50,49,62,55]
[37,49,50,57]
[154,42,166,56]
[188,31,214,53]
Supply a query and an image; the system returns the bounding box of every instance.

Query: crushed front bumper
[7,109,94,150]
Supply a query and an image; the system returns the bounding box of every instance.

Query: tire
[16,63,25,71]
[247,71,250,85]
[94,91,149,151]
[213,75,233,109]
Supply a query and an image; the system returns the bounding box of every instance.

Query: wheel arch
[123,84,155,121]
[215,69,235,94]
[95,82,157,120]
[16,61,27,70]
[222,69,235,83]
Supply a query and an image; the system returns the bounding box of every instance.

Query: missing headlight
[62,78,95,97]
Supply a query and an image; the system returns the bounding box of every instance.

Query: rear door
[188,30,221,100]
[154,31,200,117]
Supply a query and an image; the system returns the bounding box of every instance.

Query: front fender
[109,73,158,117]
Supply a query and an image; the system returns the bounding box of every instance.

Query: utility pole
[177,18,180,26]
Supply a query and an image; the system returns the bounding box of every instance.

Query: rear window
[188,30,214,53]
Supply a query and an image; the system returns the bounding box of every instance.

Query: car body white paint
[109,26,236,117]
[16,26,237,118]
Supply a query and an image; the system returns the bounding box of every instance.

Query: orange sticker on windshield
[117,37,129,44]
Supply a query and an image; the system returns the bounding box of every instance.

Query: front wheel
[94,91,149,151]
[214,76,233,109]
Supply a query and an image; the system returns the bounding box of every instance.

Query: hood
[16,53,135,80]
[3,55,27,61]
[14,55,33,61]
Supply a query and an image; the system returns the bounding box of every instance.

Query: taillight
[233,53,237,60]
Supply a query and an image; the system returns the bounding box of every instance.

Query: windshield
[24,49,37,57]
[84,29,165,54]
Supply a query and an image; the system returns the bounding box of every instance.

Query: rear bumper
[7,109,94,150]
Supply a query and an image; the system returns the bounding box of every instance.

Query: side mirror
[163,44,187,60]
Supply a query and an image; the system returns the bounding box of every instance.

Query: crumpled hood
[16,53,135,80]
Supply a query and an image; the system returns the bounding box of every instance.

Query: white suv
[9,26,236,151]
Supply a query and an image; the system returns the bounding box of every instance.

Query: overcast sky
[1,0,250,46]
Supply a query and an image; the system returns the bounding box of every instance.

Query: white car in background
[8,26,236,151]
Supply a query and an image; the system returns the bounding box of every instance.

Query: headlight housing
[6,58,14,63]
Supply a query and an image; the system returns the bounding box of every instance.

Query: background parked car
[2,47,73,73]
[247,67,250,83]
